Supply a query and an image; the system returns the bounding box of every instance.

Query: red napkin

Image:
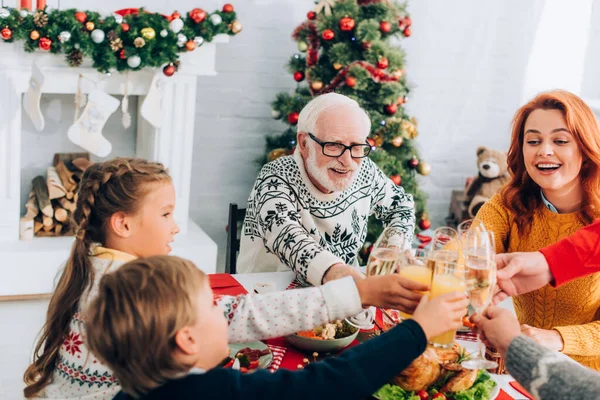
[509,381,534,400]
[209,274,247,298]
[495,389,515,400]
[266,343,287,372]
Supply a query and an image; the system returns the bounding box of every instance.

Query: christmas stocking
[140,71,164,128]
[67,90,119,157]
[23,61,45,131]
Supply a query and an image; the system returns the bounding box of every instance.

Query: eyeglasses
[308,133,371,159]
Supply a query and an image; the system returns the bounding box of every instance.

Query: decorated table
[209,271,532,399]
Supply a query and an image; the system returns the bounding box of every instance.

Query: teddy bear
[465,146,511,218]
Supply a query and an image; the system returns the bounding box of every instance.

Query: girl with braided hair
[23,157,429,399]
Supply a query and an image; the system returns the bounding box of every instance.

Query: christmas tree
[262,0,431,259]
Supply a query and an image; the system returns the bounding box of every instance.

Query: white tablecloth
[233,271,527,400]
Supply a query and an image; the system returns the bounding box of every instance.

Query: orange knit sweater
[475,194,600,371]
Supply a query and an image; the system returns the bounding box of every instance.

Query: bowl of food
[286,320,359,353]
[219,341,273,373]
[373,343,499,400]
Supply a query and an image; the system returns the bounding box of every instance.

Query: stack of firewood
[22,153,92,238]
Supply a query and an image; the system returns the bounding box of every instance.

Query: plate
[229,341,273,370]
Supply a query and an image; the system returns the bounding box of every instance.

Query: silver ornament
[169,18,184,33]
[176,33,187,47]
[91,29,105,44]
[0,8,11,18]
[127,55,141,69]
[160,29,168,38]
[113,13,123,24]
[74,43,80,49]
[193,36,204,46]
[19,9,29,18]
[271,109,281,119]
[209,14,222,25]
[58,31,71,43]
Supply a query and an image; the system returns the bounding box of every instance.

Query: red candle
[20,0,32,9]
[36,0,46,9]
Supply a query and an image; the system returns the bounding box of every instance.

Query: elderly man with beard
[237,93,415,286]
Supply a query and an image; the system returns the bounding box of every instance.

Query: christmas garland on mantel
[0,5,241,76]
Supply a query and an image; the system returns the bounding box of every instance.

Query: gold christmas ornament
[141,27,156,40]
[85,21,95,31]
[268,148,289,162]
[392,136,404,147]
[110,38,123,51]
[401,119,418,139]
[229,20,243,34]
[372,133,384,147]
[29,30,40,40]
[417,161,431,176]
[134,37,146,48]
[333,62,343,70]
[311,81,323,91]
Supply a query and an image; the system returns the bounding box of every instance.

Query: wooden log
[47,166,67,200]
[24,191,39,220]
[53,152,90,168]
[42,221,55,232]
[54,206,68,223]
[72,157,93,172]
[59,197,76,212]
[32,175,53,218]
[55,161,77,192]
[65,191,74,200]
[54,223,63,235]
[42,215,53,227]
[34,220,44,233]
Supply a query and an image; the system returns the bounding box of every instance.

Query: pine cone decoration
[106,30,118,41]
[110,38,123,51]
[33,11,48,28]
[133,37,145,48]
[67,49,83,67]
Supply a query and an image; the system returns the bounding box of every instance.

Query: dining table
[211,270,531,400]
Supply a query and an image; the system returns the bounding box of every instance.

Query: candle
[20,0,32,9]
[36,0,45,9]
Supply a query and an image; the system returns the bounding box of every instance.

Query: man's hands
[493,252,553,304]
[322,263,365,283]
[356,274,429,312]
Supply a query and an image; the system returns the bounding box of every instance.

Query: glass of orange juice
[429,258,466,348]
[397,249,433,319]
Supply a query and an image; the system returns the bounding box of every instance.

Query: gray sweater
[507,335,600,400]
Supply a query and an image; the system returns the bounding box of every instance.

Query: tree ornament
[19,9,29,18]
[307,11,316,20]
[322,29,334,41]
[333,62,343,70]
[134,37,145,48]
[392,136,403,147]
[185,40,196,51]
[119,49,126,59]
[345,76,356,87]
[33,11,48,28]
[163,63,176,77]
[30,30,40,40]
[1,27,12,41]
[85,21,95,31]
[339,16,355,31]
[210,14,222,25]
[160,29,168,38]
[222,4,234,13]
[74,11,87,23]
[194,36,204,46]
[380,21,392,33]
[38,37,52,51]
[419,218,431,230]
[400,17,412,29]
[391,174,401,186]
[384,104,397,115]
[127,55,141,69]
[361,41,372,50]
[171,11,181,20]
[268,148,289,162]
[377,57,389,69]
[121,23,130,32]
[287,112,299,125]
[141,27,156,40]
[372,133,384,147]
[91,29,105,44]
[110,38,123,51]
[271,109,281,119]
[417,161,431,176]
[311,81,323,90]
[106,30,118,41]
[0,8,10,18]
[189,8,207,23]
[403,27,412,37]
[176,33,187,47]
[169,18,183,33]
[408,157,419,169]
[401,119,418,139]
[229,21,243,34]
[297,41,308,52]
[68,49,83,66]
[293,71,305,82]
[113,13,123,24]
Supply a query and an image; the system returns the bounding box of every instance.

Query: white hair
[298,93,371,136]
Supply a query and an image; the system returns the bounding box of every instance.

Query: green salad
[374,370,497,400]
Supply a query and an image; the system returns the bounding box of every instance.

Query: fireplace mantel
[0,36,228,297]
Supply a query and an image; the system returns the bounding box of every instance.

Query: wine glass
[430,226,459,264]
[461,230,498,370]
[397,249,433,320]
[365,227,406,277]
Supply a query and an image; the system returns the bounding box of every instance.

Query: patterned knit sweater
[475,194,600,370]
[37,247,363,399]
[237,150,415,286]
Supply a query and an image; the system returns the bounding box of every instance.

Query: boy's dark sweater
[113,319,427,400]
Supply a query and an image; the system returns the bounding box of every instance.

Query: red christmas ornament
[119,49,126,59]
[222,4,234,13]
[38,37,52,51]
[189,8,207,24]
[404,27,412,37]
[74,11,87,23]
[377,57,389,69]
[163,63,176,77]
[391,175,402,186]
[322,29,335,41]
[419,219,431,230]
[367,138,376,148]
[307,11,316,20]
[380,21,392,33]
[384,104,397,115]
[339,16,355,31]
[171,11,181,20]
[345,76,356,88]
[404,17,412,27]
[121,23,130,32]
[293,71,305,82]
[1,27,12,41]
[408,157,419,169]
[287,112,299,125]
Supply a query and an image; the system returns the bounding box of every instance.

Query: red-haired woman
[474,90,600,371]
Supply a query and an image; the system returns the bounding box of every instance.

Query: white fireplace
[0,37,228,298]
